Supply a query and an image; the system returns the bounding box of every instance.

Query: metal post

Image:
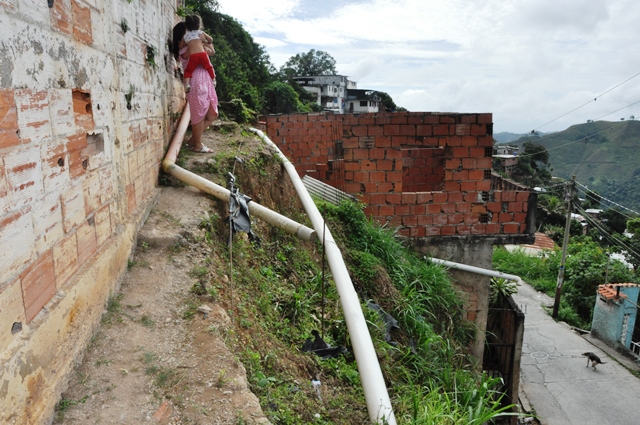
[552,176,575,319]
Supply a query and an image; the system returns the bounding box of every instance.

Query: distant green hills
[505,120,640,211]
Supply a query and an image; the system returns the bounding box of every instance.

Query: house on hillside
[591,283,640,357]
[292,75,379,114]
[492,145,520,176]
[345,89,380,114]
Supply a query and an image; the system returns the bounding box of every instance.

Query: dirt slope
[55,124,271,424]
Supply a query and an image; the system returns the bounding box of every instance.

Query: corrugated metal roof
[302,175,356,205]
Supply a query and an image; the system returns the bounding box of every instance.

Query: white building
[292,75,378,114]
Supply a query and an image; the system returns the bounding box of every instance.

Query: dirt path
[55,127,270,424]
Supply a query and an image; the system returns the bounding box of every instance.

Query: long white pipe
[429,258,523,284]
[161,105,315,242]
[250,128,396,425]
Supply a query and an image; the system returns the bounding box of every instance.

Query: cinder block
[15,89,52,144]
[72,0,93,45]
[61,182,85,233]
[50,0,73,34]
[32,193,63,255]
[76,220,97,265]
[53,233,78,288]
[20,250,56,323]
[0,209,35,284]
[49,89,76,136]
[0,89,19,149]
[3,145,44,214]
[40,138,70,193]
[0,279,26,355]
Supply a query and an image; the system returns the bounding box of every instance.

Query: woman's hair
[185,15,202,31]
[172,22,186,59]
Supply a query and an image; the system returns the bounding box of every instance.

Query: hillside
[511,120,640,209]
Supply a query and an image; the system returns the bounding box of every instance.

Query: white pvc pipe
[250,128,396,425]
[429,258,523,285]
[161,106,315,242]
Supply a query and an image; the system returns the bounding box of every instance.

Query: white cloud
[216,0,640,133]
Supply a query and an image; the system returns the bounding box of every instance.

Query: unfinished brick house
[259,112,535,410]
[0,1,184,423]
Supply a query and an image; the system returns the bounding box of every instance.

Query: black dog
[583,352,606,370]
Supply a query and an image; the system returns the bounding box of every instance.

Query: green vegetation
[493,237,636,329]
[184,181,516,423]
[184,0,404,117]
[511,120,640,210]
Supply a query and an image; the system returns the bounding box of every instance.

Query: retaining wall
[0,1,183,423]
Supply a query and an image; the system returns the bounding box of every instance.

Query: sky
[215,0,640,134]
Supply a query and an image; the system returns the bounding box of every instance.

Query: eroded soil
[55,123,273,425]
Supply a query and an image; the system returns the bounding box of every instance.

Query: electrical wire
[575,180,640,218]
[531,71,640,132]
[516,123,622,158]
[574,204,640,259]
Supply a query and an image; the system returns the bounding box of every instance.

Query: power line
[575,180,640,217]
[532,71,640,132]
[516,123,621,158]
[574,204,640,260]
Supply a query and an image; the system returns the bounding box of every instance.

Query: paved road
[513,282,640,425]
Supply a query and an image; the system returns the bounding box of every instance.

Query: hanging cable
[574,205,640,259]
[575,180,640,217]
[531,71,640,133]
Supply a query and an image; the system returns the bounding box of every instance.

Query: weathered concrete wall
[591,286,639,349]
[0,1,184,423]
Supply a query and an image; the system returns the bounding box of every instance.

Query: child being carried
[182,14,216,93]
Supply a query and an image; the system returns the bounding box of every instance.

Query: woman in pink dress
[172,22,218,153]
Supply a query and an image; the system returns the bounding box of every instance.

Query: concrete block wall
[0,1,184,423]
[260,112,531,239]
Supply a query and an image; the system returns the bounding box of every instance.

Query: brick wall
[0,1,184,422]
[260,112,532,239]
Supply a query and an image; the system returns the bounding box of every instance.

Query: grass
[178,187,517,422]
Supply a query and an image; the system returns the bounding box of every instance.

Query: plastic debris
[302,330,347,359]
[366,300,400,346]
[226,172,260,245]
[311,378,322,401]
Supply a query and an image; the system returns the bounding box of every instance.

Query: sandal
[192,145,213,153]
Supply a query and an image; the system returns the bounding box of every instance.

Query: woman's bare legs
[186,106,218,151]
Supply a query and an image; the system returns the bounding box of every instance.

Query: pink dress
[179,46,218,125]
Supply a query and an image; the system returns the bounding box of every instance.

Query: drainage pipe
[429,258,523,284]
[250,128,396,425]
[161,105,315,242]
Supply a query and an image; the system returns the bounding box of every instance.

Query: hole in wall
[82,158,89,169]
[48,0,54,7]
[11,322,22,334]
[480,213,489,224]
[57,157,64,167]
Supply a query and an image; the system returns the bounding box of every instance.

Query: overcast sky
[215,0,640,134]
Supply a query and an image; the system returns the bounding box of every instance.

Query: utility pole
[552,175,575,319]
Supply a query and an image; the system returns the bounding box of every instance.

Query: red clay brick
[427,203,441,214]
[441,203,456,214]
[444,181,460,192]
[76,220,97,265]
[384,124,400,135]
[401,192,417,204]
[460,181,476,191]
[457,203,471,213]
[379,205,394,216]
[441,225,456,235]
[476,181,491,191]
[508,202,524,213]
[72,0,92,45]
[424,226,441,236]
[417,193,433,203]
[503,223,519,234]
[455,124,470,136]
[486,224,501,233]
[462,158,477,169]
[0,89,19,149]
[516,191,530,202]
[461,115,477,124]
[478,113,492,124]
[20,250,56,323]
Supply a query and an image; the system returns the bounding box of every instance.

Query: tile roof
[521,232,556,251]
[597,283,639,300]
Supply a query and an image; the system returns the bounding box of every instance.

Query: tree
[280,49,337,78]
[583,190,601,209]
[510,142,552,187]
